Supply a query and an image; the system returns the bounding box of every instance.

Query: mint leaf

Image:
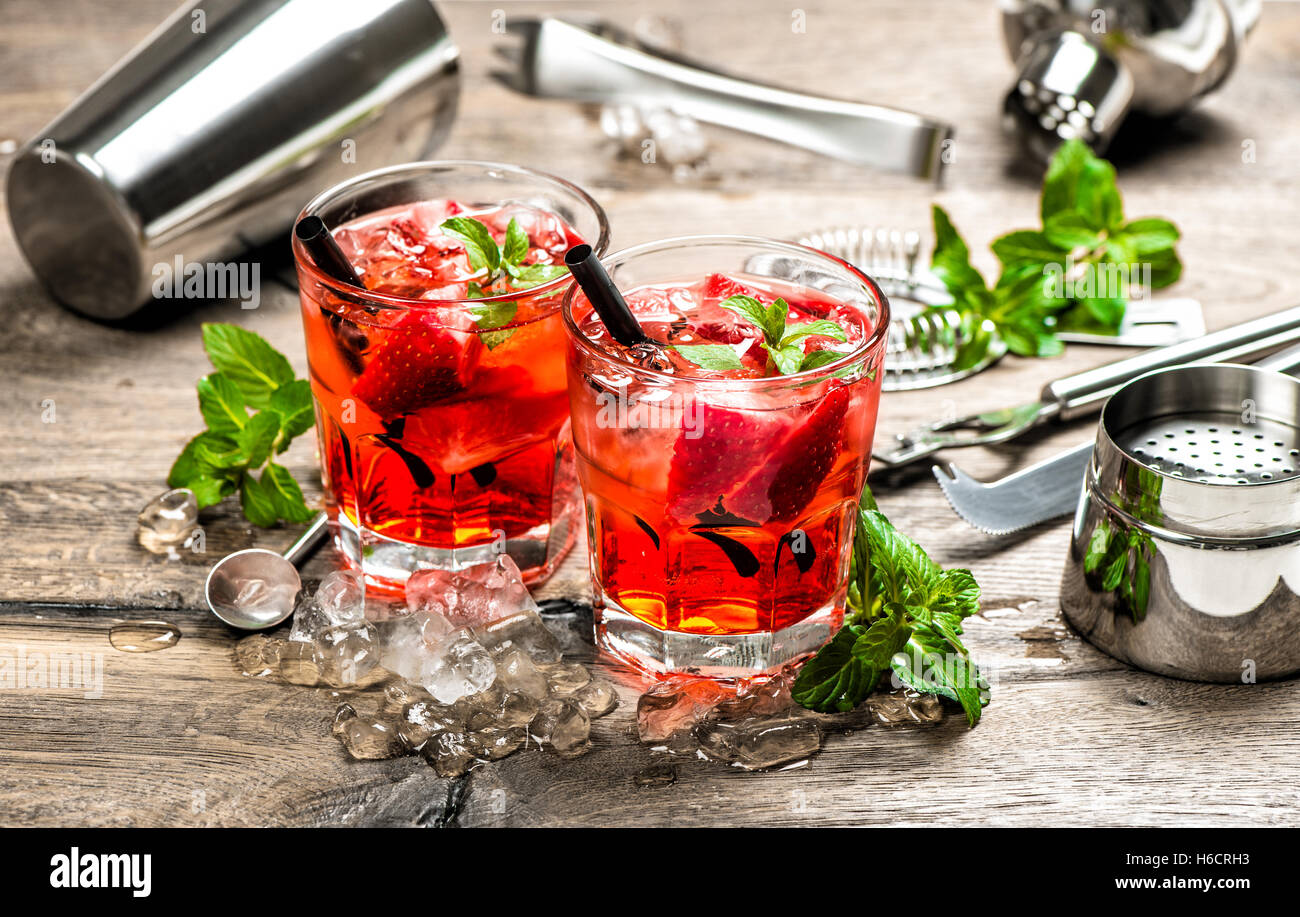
[1043,211,1102,249]
[1076,155,1123,231]
[780,320,847,347]
[239,473,278,527]
[931,205,987,293]
[1115,218,1179,256]
[505,263,569,288]
[991,230,1064,268]
[468,298,519,351]
[719,295,775,343]
[237,410,280,469]
[795,485,990,726]
[201,324,294,409]
[263,463,316,523]
[1147,248,1182,289]
[671,344,745,372]
[502,217,529,266]
[196,372,247,434]
[269,379,315,445]
[1040,137,1093,222]
[850,614,913,671]
[799,349,842,372]
[440,217,501,275]
[188,474,236,509]
[761,341,804,376]
[791,624,873,713]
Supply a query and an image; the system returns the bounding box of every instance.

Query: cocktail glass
[563,236,889,677]
[293,161,609,592]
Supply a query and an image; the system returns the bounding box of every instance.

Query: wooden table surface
[2,0,1299,827]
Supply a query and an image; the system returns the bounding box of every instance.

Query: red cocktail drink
[564,236,889,676]
[293,162,609,592]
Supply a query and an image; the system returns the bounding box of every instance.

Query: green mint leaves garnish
[167,324,316,526]
[931,138,1182,359]
[671,293,848,376]
[441,215,569,351]
[440,215,569,291]
[792,485,989,726]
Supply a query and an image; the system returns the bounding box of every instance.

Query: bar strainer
[797,227,1004,390]
[1061,344,1300,682]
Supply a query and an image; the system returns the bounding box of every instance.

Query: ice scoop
[205,514,330,630]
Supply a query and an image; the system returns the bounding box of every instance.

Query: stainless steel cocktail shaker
[6,0,460,320]
[999,0,1260,162]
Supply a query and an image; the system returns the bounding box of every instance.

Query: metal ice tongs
[493,16,953,181]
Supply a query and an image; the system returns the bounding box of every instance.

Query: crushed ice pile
[634,668,945,772]
[233,556,618,777]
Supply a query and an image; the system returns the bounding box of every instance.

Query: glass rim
[291,159,611,311]
[561,233,892,388]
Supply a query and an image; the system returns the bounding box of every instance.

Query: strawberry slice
[352,311,481,420]
[666,385,849,524]
[703,273,761,303]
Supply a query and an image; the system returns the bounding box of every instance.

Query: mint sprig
[672,293,848,376]
[792,485,989,725]
[440,215,570,351]
[167,324,317,526]
[930,138,1182,358]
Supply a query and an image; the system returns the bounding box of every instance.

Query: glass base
[330,501,578,596]
[594,590,841,678]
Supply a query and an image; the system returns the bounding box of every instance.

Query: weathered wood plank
[1,0,1298,827]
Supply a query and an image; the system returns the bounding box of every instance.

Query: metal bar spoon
[205,513,330,629]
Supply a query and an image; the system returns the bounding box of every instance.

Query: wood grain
[1,0,1298,826]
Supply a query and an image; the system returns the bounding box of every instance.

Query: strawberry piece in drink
[352,310,482,420]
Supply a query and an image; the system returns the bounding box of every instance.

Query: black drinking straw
[295,215,366,289]
[565,244,648,348]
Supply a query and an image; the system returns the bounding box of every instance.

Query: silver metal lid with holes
[1062,354,1300,683]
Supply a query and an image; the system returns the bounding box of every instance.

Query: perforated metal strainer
[1061,344,1300,682]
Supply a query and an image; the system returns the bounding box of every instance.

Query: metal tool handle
[1255,342,1300,374]
[283,513,330,567]
[517,18,951,180]
[1043,306,1300,419]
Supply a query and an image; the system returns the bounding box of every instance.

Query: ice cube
[233,634,284,678]
[136,488,198,555]
[420,630,497,704]
[716,671,795,720]
[314,621,380,687]
[381,679,432,714]
[373,613,453,681]
[421,730,478,778]
[404,555,539,627]
[315,570,366,625]
[278,641,323,686]
[864,691,944,726]
[494,691,541,728]
[529,697,591,756]
[335,711,406,761]
[468,725,527,761]
[695,715,822,770]
[397,699,460,751]
[636,676,729,743]
[541,661,592,696]
[289,592,330,644]
[573,678,619,718]
[474,609,562,663]
[494,647,549,698]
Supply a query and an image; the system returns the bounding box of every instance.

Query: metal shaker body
[999,0,1260,159]
[6,0,460,320]
[1061,363,1300,683]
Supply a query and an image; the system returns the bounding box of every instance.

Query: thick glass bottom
[594,589,841,678]
[331,499,578,596]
